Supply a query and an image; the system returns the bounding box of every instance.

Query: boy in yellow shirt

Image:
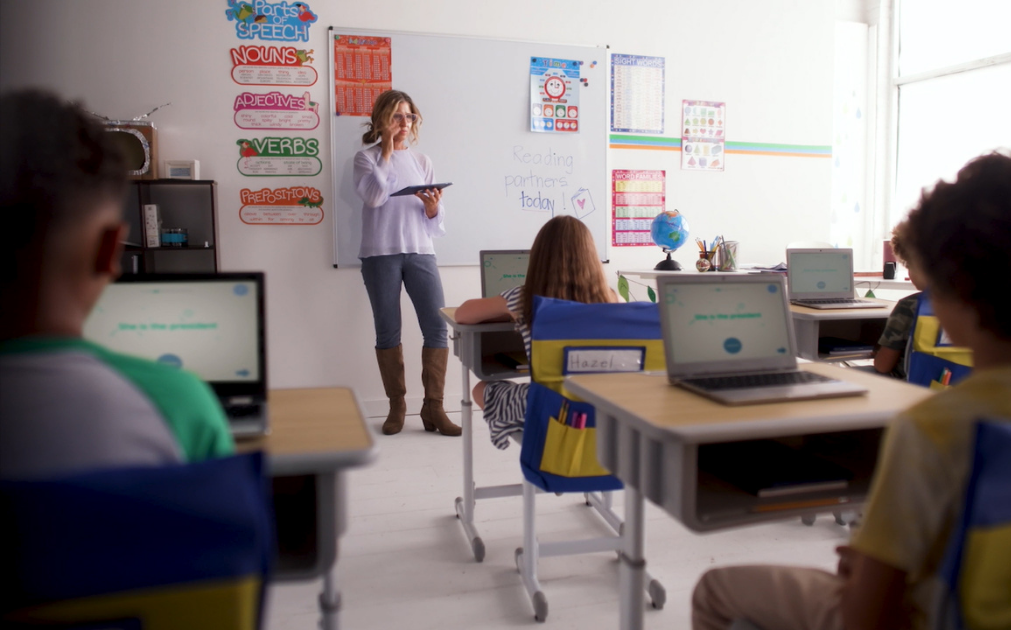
[691,151,1011,630]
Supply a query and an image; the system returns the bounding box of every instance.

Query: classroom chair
[933,418,1011,630]
[515,297,667,622]
[1,452,274,630]
[906,292,973,390]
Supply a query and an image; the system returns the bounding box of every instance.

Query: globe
[650,210,690,270]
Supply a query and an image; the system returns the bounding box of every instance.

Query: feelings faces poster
[530,57,581,134]
[681,100,725,171]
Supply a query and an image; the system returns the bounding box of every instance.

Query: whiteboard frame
[327,26,610,267]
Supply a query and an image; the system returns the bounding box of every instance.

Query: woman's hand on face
[415,187,442,218]
[379,119,396,161]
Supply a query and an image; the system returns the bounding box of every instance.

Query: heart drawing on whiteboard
[570,188,595,219]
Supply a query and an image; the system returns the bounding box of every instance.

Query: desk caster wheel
[515,547,523,573]
[834,512,846,526]
[648,579,666,609]
[454,496,463,518]
[533,591,548,622]
[801,515,816,526]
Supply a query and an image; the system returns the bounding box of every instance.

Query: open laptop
[83,272,269,437]
[787,248,886,309]
[656,274,868,405]
[480,250,530,298]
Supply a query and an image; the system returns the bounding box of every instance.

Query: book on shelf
[698,439,852,499]
[494,351,529,371]
[819,336,874,356]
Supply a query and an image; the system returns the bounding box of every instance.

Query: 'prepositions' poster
[333,34,392,116]
[611,54,664,134]
[239,186,324,224]
[681,100,725,171]
[612,170,664,246]
[530,57,580,133]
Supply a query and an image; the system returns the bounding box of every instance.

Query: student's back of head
[521,215,612,325]
[0,90,128,340]
[903,151,1011,349]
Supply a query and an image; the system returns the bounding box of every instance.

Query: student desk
[853,274,915,293]
[790,301,894,362]
[236,387,377,630]
[439,307,527,561]
[564,364,932,630]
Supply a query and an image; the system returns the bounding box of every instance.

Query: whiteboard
[328,28,609,267]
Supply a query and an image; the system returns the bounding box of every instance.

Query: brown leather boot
[420,347,461,436]
[376,345,407,435]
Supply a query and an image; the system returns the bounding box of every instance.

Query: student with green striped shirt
[0,90,233,480]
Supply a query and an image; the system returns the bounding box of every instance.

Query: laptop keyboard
[683,371,836,391]
[795,298,872,305]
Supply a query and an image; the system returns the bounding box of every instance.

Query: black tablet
[390,183,453,197]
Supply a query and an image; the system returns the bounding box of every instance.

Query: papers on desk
[739,262,788,274]
[698,440,852,499]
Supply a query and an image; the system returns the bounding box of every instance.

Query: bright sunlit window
[889,0,1011,228]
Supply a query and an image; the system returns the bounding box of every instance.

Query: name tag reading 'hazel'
[563,347,645,374]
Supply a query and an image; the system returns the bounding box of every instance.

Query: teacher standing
[353,90,460,437]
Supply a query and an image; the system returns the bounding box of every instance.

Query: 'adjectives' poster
[612,170,664,246]
[225,0,318,42]
[230,45,318,86]
[681,100,725,171]
[233,91,320,130]
[239,186,324,224]
[333,34,392,116]
[530,57,580,133]
[611,54,665,134]
[236,136,322,176]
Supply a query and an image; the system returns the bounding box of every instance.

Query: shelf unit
[120,179,219,274]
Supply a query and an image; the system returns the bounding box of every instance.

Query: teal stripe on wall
[609,134,831,156]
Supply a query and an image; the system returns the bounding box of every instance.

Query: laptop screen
[787,249,854,297]
[83,273,266,399]
[480,250,530,298]
[658,275,798,377]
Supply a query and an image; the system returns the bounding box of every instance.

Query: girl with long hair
[455,215,616,447]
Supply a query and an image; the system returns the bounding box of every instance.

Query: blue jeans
[361,254,448,350]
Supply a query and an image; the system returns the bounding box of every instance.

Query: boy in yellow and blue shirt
[692,151,1011,630]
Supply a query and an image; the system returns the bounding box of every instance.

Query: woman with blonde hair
[455,215,616,447]
[353,89,459,437]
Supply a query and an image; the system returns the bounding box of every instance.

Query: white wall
[0,0,835,414]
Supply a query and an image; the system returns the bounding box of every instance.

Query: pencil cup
[717,241,739,272]
[696,252,712,272]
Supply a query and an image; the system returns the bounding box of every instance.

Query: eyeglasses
[392,113,418,123]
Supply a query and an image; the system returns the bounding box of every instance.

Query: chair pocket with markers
[540,397,610,479]
[520,383,621,493]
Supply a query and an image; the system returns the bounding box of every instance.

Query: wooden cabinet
[120,180,218,274]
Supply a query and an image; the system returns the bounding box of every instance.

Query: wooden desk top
[235,387,377,475]
[567,362,933,444]
[789,300,894,320]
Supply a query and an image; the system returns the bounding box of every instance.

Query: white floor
[266,410,849,630]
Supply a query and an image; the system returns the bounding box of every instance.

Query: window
[885,0,1011,245]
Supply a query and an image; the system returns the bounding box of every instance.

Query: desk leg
[318,472,341,630]
[619,485,645,630]
[453,361,486,561]
[320,569,340,630]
